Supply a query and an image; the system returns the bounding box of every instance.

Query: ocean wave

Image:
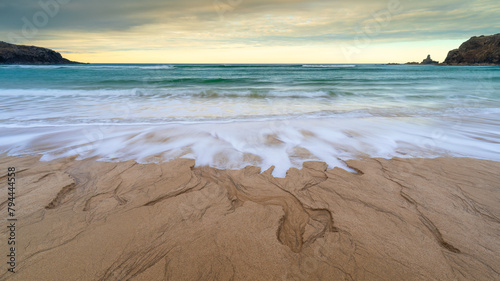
[138,65,175,70]
[0,64,177,70]
[302,64,356,68]
[0,88,337,98]
[129,89,337,99]
[0,111,374,128]
[3,106,500,129]
[0,65,67,69]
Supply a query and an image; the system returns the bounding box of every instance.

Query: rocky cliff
[0,41,82,64]
[444,34,500,65]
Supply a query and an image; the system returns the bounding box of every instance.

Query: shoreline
[1,155,499,280]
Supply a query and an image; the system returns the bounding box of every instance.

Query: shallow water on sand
[1,64,499,176]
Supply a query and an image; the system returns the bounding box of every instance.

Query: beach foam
[1,64,499,177]
[1,116,499,177]
[302,64,356,68]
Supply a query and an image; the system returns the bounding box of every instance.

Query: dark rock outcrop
[401,55,438,65]
[443,34,500,65]
[0,41,83,65]
[421,54,438,64]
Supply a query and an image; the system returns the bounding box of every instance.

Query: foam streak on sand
[1,117,499,178]
[0,156,499,280]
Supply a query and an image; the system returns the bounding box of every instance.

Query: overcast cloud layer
[1,0,498,62]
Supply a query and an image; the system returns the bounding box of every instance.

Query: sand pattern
[1,156,499,280]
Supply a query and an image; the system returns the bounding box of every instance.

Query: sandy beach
[1,156,499,280]
[2,0,500,279]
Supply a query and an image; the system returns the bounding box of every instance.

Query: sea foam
[1,116,499,178]
[2,64,499,177]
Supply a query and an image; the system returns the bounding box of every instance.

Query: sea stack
[421,54,438,64]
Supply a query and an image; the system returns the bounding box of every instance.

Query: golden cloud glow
[2,0,499,63]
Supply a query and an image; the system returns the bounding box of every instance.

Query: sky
[1,0,499,63]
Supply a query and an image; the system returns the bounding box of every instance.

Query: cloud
[1,0,498,61]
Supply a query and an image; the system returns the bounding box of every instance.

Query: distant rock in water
[400,55,438,65]
[444,34,500,65]
[0,41,83,65]
[421,54,438,64]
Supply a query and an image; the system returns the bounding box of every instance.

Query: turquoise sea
[1,64,499,176]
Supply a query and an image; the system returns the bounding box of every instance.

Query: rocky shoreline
[0,41,83,65]
[444,33,500,65]
[389,33,500,66]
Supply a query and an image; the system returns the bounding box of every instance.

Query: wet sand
[1,156,499,280]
